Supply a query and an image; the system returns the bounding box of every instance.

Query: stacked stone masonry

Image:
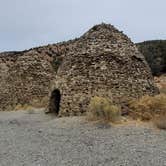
[0,23,158,115]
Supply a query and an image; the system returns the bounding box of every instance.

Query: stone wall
[0,43,69,111]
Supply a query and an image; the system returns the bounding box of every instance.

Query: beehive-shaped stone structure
[50,23,158,116]
[0,23,158,114]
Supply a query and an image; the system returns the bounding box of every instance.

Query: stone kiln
[0,23,158,115]
[49,23,158,116]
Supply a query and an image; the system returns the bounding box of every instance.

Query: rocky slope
[136,40,166,76]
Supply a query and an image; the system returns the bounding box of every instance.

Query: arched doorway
[49,89,61,115]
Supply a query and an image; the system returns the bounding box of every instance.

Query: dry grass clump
[14,104,35,114]
[30,97,49,108]
[153,113,166,130]
[160,87,166,94]
[129,94,166,129]
[86,96,121,123]
[13,97,48,113]
[129,94,166,121]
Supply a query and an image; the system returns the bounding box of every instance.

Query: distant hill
[136,40,166,76]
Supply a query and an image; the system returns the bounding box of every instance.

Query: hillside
[136,40,166,76]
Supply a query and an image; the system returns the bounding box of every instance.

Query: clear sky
[0,0,166,52]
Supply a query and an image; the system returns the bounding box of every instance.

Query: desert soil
[0,109,166,166]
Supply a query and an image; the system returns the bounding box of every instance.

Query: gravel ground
[0,110,166,166]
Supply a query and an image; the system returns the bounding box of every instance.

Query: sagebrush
[87,96,121,123]
[129,94,166,121]
[153,113,166,130]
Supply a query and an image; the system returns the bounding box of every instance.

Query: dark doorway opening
[49,89,61,115]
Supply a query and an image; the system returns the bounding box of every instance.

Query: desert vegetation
[86,96,121,123]
[153,113,166,130]
[154,74,166,94]
[86,94,166,130]
[14,104,35,114]
[128,94,166,129]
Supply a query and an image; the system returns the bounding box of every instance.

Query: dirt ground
[0,109,166,166]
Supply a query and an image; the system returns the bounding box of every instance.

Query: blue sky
[0,0,166,51]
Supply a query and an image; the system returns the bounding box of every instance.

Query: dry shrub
[153,113,166,130]
[14,104,35,114]
[30,97,49,108]
[160,88,166,94]
[14,104,23,111]
[87,96,121,123]
[129,94,166,121]
[13,97,48,112]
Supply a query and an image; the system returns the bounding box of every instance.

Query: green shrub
[87,96,121,123]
